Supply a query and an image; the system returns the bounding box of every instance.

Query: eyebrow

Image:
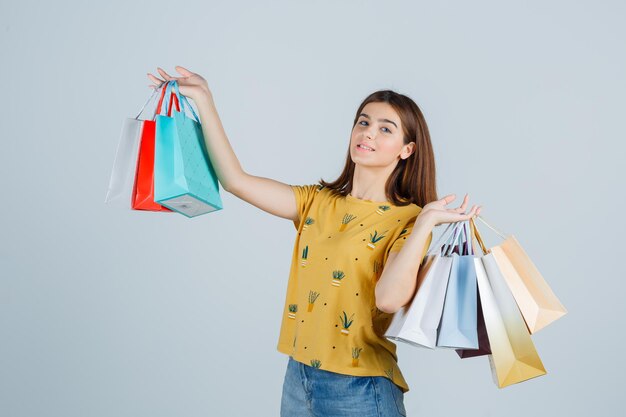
[359,113,398,129]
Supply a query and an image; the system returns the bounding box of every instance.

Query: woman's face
[350,102,415,168]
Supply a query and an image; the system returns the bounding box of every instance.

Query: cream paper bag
[471,218,547,388]
[474,215,567,334]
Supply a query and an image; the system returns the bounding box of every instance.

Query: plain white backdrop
[1,1,623,416]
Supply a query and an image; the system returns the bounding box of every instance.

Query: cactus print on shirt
[276,184,433,394]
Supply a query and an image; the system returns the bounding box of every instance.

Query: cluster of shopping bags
[104,80,222,218]
[384,215,567,388]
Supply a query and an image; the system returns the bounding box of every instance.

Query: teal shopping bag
[154,80,223,218]
[436,220,479,349]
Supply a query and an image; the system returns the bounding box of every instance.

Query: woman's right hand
[147,66,212,102]
[418,193,482,229]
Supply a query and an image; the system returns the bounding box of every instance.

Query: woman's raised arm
[148,66,298,222]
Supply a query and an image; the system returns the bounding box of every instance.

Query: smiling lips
[357,143,375,152]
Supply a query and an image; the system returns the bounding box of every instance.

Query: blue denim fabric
[280,356,407,417]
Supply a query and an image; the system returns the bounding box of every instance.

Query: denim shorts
[280,356,407,417]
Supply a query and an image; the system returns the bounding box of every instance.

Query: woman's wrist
[192,88,213,102]
[416,211,436,231]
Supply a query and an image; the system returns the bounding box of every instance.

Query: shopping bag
[456,219,492,358]
[105,86,163,208]
[436,220,479,349]
[474,215,567,334]
[471,218,547,388]
[384,222,460,349]
[132,83,174,212]
[456,216,491,359]
[154,80,223,218]
[455,286,492,358]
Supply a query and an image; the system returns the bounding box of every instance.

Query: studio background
[1,1,623,416]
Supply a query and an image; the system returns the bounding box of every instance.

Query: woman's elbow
[375,297,400,314]
[375,284,402,314]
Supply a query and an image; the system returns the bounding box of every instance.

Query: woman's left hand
[418,193,482,228]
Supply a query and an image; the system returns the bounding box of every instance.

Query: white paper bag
[384,222,461,349]
[104,85,162,208]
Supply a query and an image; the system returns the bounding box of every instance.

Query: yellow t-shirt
[276,183,433,393]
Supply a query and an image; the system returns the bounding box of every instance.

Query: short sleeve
[291,184,321,230]
[388,215,433,260]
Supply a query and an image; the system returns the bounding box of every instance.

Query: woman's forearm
[193,94,245,191]
[375,216,434,313]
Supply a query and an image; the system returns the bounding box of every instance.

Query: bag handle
[426,213,496,258]
[134,80,201,122]
[161,80,201,123]
[162,80,181,117]
[172,80,200,122]
[154,81,174,119]
[461,220,474,256]
[426,219,475,257]
[167,91,180,116]
[467,219,484,255]
[443,221,465,257]
[133,85,160,120]
[468,214,510,256]
[425,222,457,256]
[475,214,507,239]
[469,217,490,255]
[443,220,476,257]
[133,80,169,120]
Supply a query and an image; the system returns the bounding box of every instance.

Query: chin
[352,159,376,168]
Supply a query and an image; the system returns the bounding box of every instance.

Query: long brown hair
[319,90,438,208]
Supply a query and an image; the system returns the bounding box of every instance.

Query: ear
[400,142,416,160]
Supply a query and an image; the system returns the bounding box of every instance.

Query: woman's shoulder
[393,201,424,216]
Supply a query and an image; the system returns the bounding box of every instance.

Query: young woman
[147,66,482,417]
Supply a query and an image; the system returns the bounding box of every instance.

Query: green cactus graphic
[301,245,309,267]
[288,304,298,319]
[352,347,363,366]
[376,205,391,215]
[367,230,389,250]
[339,311,355,335]
[373,259,382,280]
[303,217,315,231]
[307,290,320,311]
[310,359,322,368]
[331,270,346,287]
[339,213,357,231]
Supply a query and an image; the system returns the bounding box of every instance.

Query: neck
[350,163,395,202]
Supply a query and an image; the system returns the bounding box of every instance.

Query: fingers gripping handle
[161,80,200,123]
[429,214,510,258]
